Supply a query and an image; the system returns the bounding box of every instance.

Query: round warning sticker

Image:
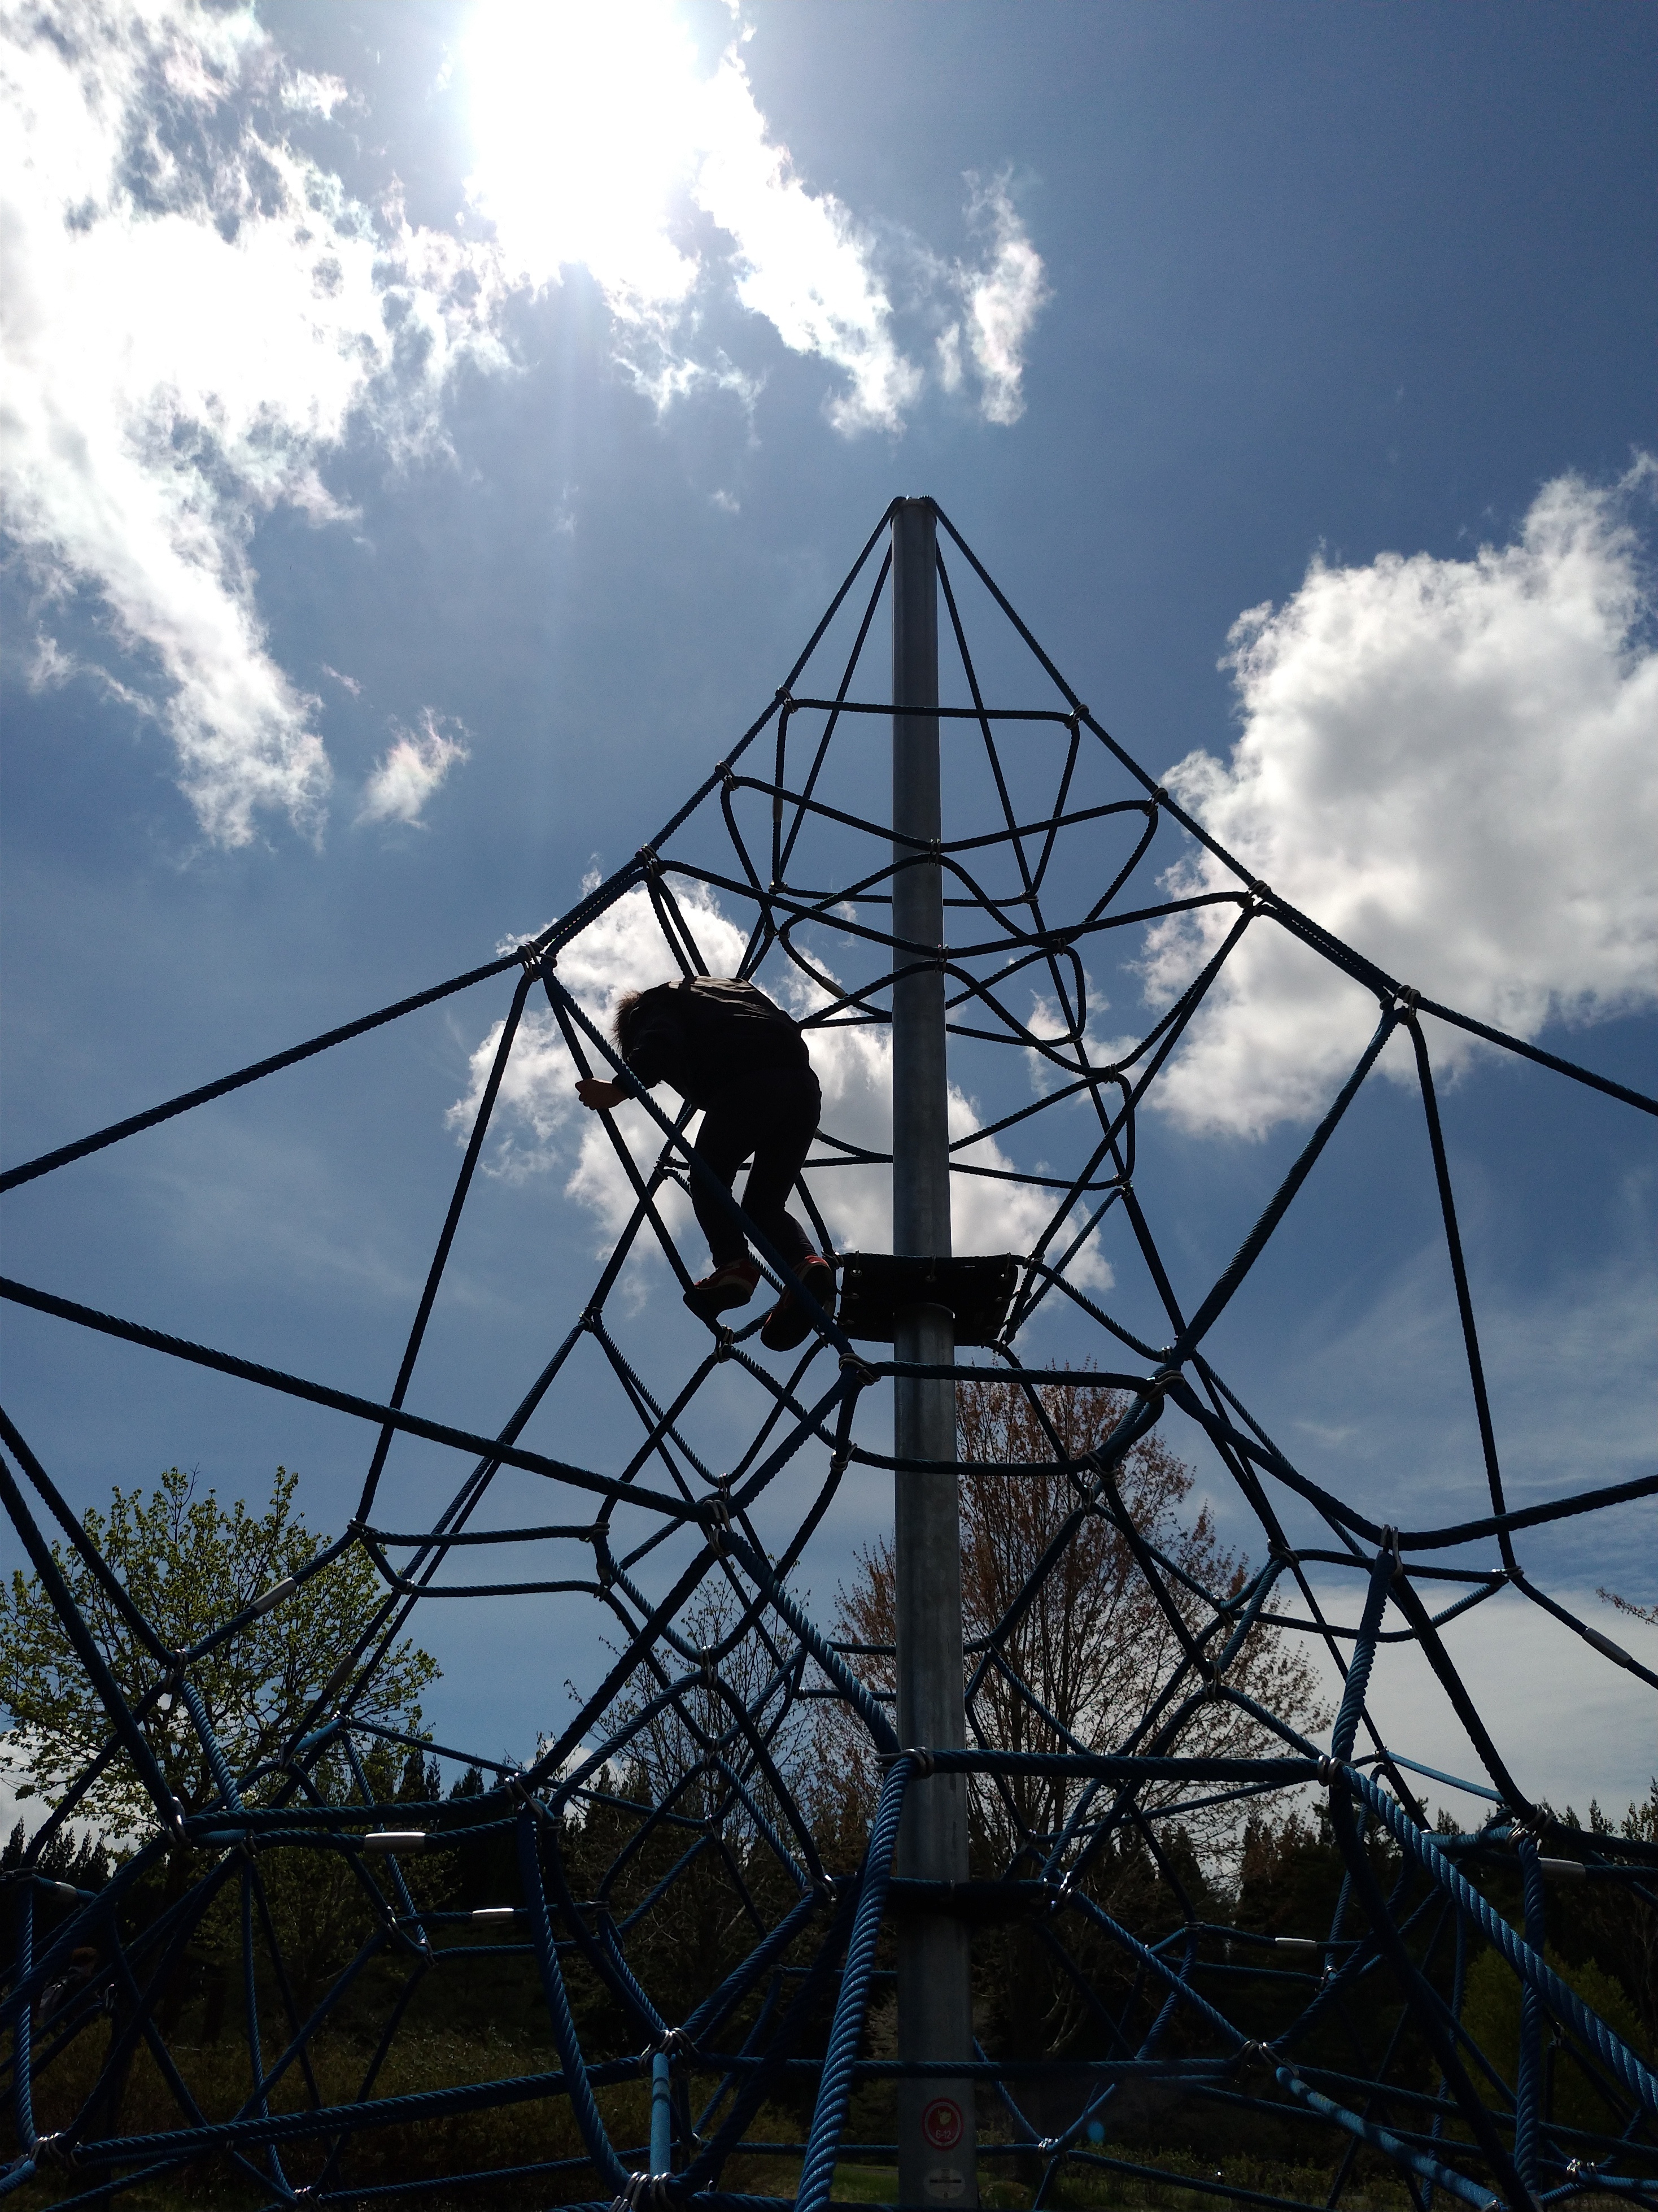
[921,2097,965,2152]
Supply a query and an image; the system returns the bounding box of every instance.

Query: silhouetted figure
[575,976,834,1350]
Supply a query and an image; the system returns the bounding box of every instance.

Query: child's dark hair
[611,989,645,1052]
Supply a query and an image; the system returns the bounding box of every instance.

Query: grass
[9,2032,1651,2212]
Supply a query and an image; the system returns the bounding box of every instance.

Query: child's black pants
[691,1066,821,1271]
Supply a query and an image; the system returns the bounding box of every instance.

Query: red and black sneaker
[683,1256,762,1324]
[760,1254,836,1352]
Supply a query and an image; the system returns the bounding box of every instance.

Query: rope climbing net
[2,497,1655,2212]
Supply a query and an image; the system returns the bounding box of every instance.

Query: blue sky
[2,1,1654,1821]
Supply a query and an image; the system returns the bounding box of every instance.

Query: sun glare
[461,1,710,312]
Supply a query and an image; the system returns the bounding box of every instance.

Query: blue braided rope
[516,1803,632,2196]
[1349,1770,1658,2115]
[1276,2069,1497,2210]
[8,1882,35,2157]
[1330,1544,1393,1762]
[795,1755,913,2212]
[1060,1891,1246,2051]
[1515,1838,1546,2189]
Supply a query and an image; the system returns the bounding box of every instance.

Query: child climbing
[574,976,835,1351]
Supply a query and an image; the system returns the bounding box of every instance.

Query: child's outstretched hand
[575,1077,627,1111]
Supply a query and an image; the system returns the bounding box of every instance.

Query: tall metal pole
[891,497,976,2210]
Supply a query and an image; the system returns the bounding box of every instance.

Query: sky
[2,0,1655,1831]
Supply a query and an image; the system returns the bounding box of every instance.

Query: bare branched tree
[817,1376,1328,1877]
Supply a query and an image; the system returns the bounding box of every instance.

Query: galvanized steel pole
[891,496,976,2210]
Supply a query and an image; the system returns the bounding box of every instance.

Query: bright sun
[461,1,713,311]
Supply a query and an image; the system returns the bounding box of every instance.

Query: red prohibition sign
[922,2098,965,2151]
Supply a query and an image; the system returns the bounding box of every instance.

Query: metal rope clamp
[611,2173,676,2212]
[704,1489,733,1556]
[876,1746,935,1777]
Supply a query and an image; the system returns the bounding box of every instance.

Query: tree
[819,1375,1330,2060]
[1460,1940,1652,2138]
[0,1463,437,1838]
[827,1375,1325,1861]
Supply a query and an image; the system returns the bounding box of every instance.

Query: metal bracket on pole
[891,495,977,2209]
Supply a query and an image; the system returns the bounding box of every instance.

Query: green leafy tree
[0,1464,437,1838]
[1460,1938,1652,2139]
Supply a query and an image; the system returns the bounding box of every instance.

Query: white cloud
[935,323,964,394]
[958,172,1048,426]
[3,3,1044,848]
[451,881,1110,1287]
[0,1729,132,1853]
[450,879,751,1187]
[460,3,1043,434]
[1,0,505,845]
[1293,1580,1657,1823]
[692,41,920,436]
[1142,467,1658,1135]
[357,708,470,826]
